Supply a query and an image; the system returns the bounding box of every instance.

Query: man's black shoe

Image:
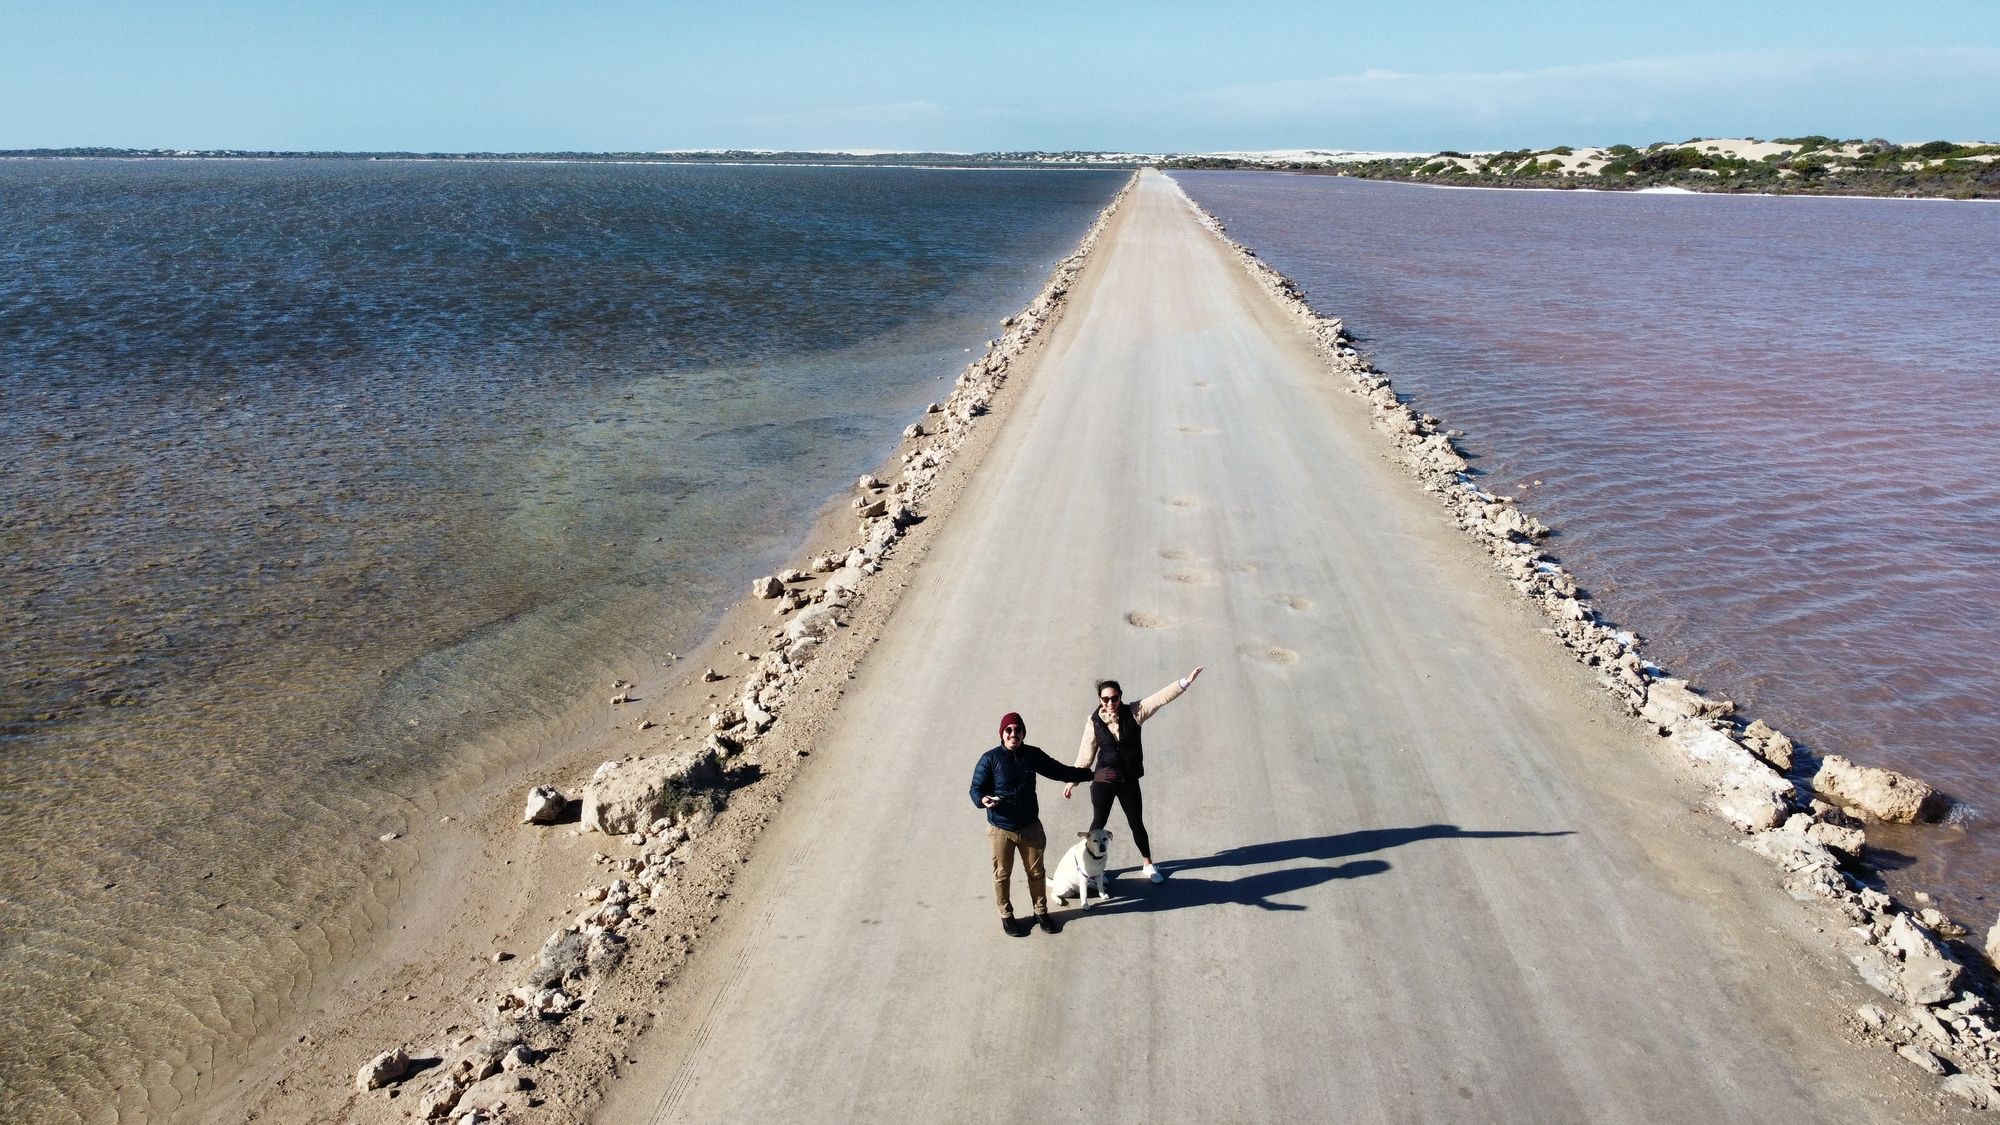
[1000,913,1024,937]
[1036,912,1062,934]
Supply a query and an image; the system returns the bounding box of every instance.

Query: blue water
[0,158,1123,1120]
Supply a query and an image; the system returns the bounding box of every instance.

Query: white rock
[1987,916,2000,969]
[825,565,866,596]
[456,1072,527,1117]
[1671,722,1793,831]
[1886,913,1964,1006]
[750,575,784,599]
[356,1046,413,1090]
[857,474,881,490]
[1944,1074,2000,1110]
[522,785,569,825]
[1639,679,1734,727]
[784,604,842,642]
[1895,1043,1947,1075]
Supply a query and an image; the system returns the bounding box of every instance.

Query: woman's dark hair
[1095,679,1123,699]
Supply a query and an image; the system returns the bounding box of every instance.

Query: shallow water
[0,158,1124,1120]
[1176,171,2000,925]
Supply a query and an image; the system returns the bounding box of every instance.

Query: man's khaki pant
[988,821,1048,916]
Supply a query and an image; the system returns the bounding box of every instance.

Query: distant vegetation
[1165,137,2000,199]
[0,147,1144,168]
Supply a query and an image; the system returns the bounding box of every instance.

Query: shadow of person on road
[1082,858,1391,914]
[1073,824,1573,916]
[1161,824,1574,877]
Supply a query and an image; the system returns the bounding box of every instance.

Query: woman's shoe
[1143,863,1165,883]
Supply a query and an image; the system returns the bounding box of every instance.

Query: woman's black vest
[1089,704,1144,781]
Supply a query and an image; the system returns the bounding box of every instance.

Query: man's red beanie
[999,711,1025,735]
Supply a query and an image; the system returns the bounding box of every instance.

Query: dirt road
[595,170,1948,1123]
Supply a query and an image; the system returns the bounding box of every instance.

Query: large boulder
[580,748,722,835]
[1812,755,1946,823]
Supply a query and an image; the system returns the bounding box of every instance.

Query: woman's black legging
[1089,780,1151,858]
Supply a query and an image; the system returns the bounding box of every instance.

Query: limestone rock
[1639,678,1734,727]
[417,1075,467,1120]
[356,1046,413,1091]
[521,785,568,825]
[701,667,725,682]
[741,693,774,733]
[1812,755,1946,823]
[1740,719,1796,772]
[1741,825,1848,901]
[1886,913,1964,1006]
[784,604,841,643]
[580,748,723,835]
[1712,782,1788,833]
[1897,1043,1947,1075]
[857,474,881,490]
[1987,917,2000,969]
[456,1072,527,1117]
[1671,721,1793,832]
[1944,1074,2000,1110]
[1804,819,1865,857]
[750,575,784,599]
[858,498,889,519]
[824,565,866,596]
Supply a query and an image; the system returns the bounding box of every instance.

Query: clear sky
[4,1,1996,152]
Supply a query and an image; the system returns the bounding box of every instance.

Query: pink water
[1177,172,2000,927]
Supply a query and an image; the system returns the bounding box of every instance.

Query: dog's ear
[1077,831,1087,838]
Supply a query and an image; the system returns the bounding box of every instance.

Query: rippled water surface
[0,158,1124,1120]
[1177,171,2000,923]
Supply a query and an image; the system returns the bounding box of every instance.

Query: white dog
[1047,828,1113,908]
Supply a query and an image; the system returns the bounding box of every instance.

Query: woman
[1063,665,1202,883]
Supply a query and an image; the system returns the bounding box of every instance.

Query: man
[970,712,1096,936]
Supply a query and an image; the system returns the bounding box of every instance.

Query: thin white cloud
[1173,48,2000,145]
